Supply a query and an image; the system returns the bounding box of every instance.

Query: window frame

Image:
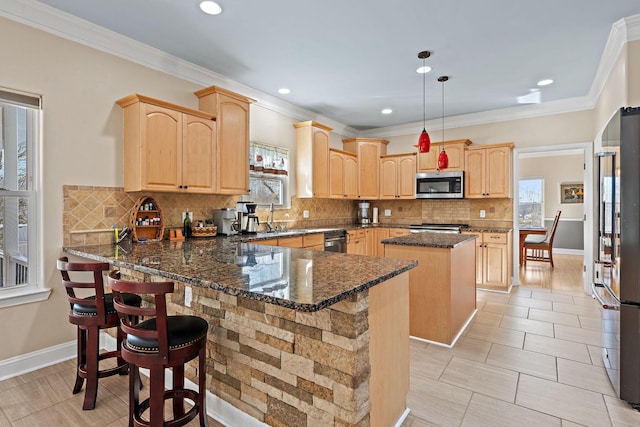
[0,88,48,308]
[518,176,545,228]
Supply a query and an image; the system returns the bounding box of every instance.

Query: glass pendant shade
[418,129,431,153]
[438,148,449,169]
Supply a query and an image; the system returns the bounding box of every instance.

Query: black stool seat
[73,293,142,316]
[126,315,208,353]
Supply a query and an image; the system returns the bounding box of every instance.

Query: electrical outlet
[480,209,486,218]
[185,286,192,307]
[384,209,392,216]
[303,210,309,218]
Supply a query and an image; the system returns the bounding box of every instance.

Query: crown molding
[0,1,636,139]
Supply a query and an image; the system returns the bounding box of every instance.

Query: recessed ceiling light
[381,108,393,115]
[416,66,432,74]
[537,79,554,86]
[278,88,291,94]
[200,1,222,15]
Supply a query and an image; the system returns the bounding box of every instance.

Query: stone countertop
[381,232,477,248]
[63,237,416,313]
[465,226,512,233]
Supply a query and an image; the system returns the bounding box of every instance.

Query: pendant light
[417,51,431,153]
[437,75,449,170]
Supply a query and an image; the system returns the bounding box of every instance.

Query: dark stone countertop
[465,226,512,233]
[63,237,416,313]
[381,232,477,248]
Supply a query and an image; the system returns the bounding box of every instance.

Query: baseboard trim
[0,340,76,381]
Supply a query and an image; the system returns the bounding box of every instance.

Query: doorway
[512,142,593,293]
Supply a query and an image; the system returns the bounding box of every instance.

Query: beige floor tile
[461,393,561,427]
[603,395,640,427]
[524,334,591,364]
[486,344,557,381]
[477,291,512,304]
[557,358,616,396]
[555,324,610,347]
[0,377,62,421]
[516,374,612,427]
[573,293,600,306]
[510,287,532,298]
[508,296,553,310]
[481,301,530,318]
[472,310,503,326]
[562,420,588,427]
[553,301,603,317]
[449,336,492,363]
[500,315,555,337]
[531,291,576,304]
[407,375,472,427]
[587,345,605,367]
[578,314,604,331]
[409,341,451,380]
[439,357,519,402]
[401,413,440,427]
[466,322,525,348]
[528,308,581,327]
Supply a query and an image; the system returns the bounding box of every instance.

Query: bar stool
[108,270,209,427]
[57,257,142,410]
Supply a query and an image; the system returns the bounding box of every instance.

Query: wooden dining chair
[524,210,562,267]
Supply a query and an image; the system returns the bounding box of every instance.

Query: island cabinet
[342,138,389,199]
[347,229,366,255]
[116,95,217,193]
[329,148,358,199]
[294,121,333,198]
[379,153,417,199]
[464,142,514,198]
[463,230,513,292]
[366,228,389,256]
[417,139,471,172]
[194,86,254,195]
[383,233,477,346]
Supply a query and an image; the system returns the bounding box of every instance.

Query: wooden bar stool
[57,257,142,410]
[108,270,209,427]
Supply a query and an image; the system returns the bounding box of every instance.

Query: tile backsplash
[63,185,513,246]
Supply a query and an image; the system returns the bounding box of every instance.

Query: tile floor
[2,255,640,426]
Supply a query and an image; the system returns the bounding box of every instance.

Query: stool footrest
[134,389,200,427]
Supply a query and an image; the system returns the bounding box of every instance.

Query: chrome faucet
[260,203,276,232]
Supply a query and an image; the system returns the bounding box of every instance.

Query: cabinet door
[444,143,466,171]
[476,239,484,286]
[464,150,485,198]
[484,243,508,287]
[183,115,216,193]
[417,150,438,172]
[358,142,380,199]
[376,228,389,256]
[140,103,182,191]
[312,129,330,198]
[344,154,359,199]
[278,236,304,248]
[379,158,398,199]
[388,228,410,238]
[216,94,250,195]
[485,146,511,198]
[365,229,378,255]
[329,151,345,198]
[397,155,416,198]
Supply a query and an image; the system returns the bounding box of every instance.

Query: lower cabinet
[366,228,389,256]
[464,231,513,292]
[254,233,324,250]
[347,229,366,255]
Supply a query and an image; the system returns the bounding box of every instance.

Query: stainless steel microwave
[415,171,464,199]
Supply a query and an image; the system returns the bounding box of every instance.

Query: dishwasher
[323,229,347,253]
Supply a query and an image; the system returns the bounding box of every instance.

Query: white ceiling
[21,1,640,131]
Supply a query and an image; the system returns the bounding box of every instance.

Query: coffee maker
[357,202,371,225]
[236,201,259,234]
[213,208,237,235]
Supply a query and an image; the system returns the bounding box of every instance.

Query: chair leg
[173,365,185,419]
[82,327,99,410]
[73,327,85,394]
[129,364,139,427]
[149,367,165,426]
[199,346,209,427]
[116,324,128,376]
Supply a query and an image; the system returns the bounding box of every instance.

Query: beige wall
[0,14,637,362]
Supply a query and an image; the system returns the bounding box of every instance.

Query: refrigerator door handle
[592,282,621,311]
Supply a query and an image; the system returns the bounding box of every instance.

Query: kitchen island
[382,232,477,347]
[64,237,416,427]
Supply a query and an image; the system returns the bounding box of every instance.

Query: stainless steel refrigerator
[592,106,640,409]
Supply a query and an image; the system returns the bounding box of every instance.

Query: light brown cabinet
[464,143,514,198]
[342,138,389,199]
[194,86,254,195]
[464,231,513,292]
[329,149,358,199]
[254,233,325,251]
[117,95,217,193]
[365,228,390,256]
[294,121,333,198]
[417,139,471,172]
[347,229,366,255]
[379,153,417,199]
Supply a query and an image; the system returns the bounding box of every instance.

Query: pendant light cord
[422,58,426,129]
[441,77,445,150]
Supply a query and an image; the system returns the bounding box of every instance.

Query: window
[247,141,290,208]
[519,177,544,227]
[0,88,45,307]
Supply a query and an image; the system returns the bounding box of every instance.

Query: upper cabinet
[379,153,416,199]
[294,121,333,198]
[417,139,471,172]
[464,142,514,198]
[194,86,254,195]
[116,94,217,193]
[329,148,358,199]
[342,138,389,200]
